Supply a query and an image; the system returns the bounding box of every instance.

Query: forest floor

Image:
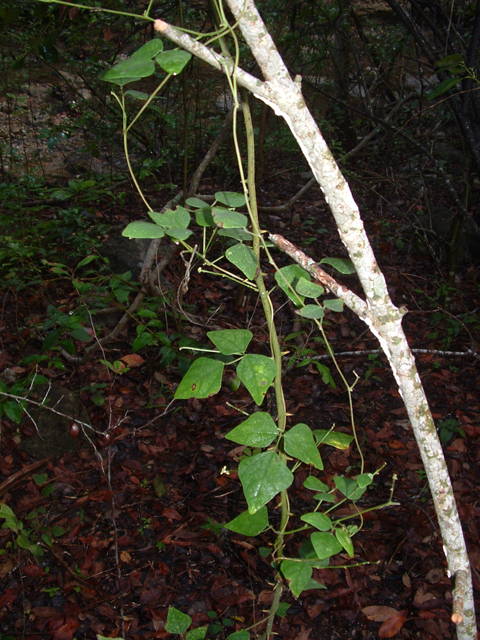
[1,162,480,640]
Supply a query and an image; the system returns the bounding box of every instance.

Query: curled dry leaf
[120,353,145,367]
[378,610,407,638]
[362,605,401,622]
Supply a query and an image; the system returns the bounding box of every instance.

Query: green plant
[48,177,114,205]
[165,607,208,639]
[437,418,465,444]
[137,517,152,536]
[0,499,66,559]
[120,187,395,621]
[200,517,224,536]
[133,307,204,375]
[80,382,108,408]
[364,352,383,381]
[96,27,398,633]
[0,474,66,558]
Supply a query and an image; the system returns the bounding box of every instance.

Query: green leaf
[218,228,252,241]
[313,430,353,450]
[215,191,247,208]
[335,528,354,557]
[226,412,278,448]
[284,423,323,470]
[207,329,253,355]
[224,506,269,536]
[313,492,336,504]
[156,49,191,74]
[212,207,248,229]
[33,474,48,486]
[103,58,155,85]
[319,257,356,274]
[130,39,164,60]
[69,326,92,342]
[0,504,15,518]
[356,473,373,488]
[435,53,463,69]
[186,197,208,208]
[42,328,62,352]
[427,77,462,100]
[76,255,98,268]
[275,264,310,307]
[295,278,324,298]
[238,451,293,514]
[17,533,32,549]
[298,539,330,567]
[149,207,190,229]
[28,544,45,557]
[41,532,52,547]
[125,90,153,100]
[132,330,155,351]
[227,632,250,640]
[4,401,23,424]
[195,208,214,227]
[165,227,193,241]
[51,189,72,200]
[174,358,224,399]
[323,299,344,312]
[334,476,366,501]
[303,578,327,590]
[300,512,333,531]
[281,560,312,598]
[225,244,258,280]
[296,304,324,319]
[237,354,276,405]
[311,532,343,560]
[304,476,329,492]
[122,222,165,239]
[186,628,208,640]
[276,603,290,618]
[166,607,192,634]
[312,362,336,388]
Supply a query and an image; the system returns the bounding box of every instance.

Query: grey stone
[20,384,91,459]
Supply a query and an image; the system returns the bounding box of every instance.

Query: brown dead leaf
[402,572,412,588]
[0,557,16,577]
[425,568,444,584]
[378,610,407,638]
[120,551,132,563]
[413,588,437,607]
[151,609,165,632]
[306,602,323,619]
[162,507,182,521]
[154,371,170,385]
[120,354,145,367]
[258,590,274,606]
[447,438,466,453]
[140,587,162,605]
[362,605,401,622]
[227,445,246,459]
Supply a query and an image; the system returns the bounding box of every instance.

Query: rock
[20,384,91,459]
[100,233,151,279]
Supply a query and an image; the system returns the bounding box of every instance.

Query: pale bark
[154,4,476,638]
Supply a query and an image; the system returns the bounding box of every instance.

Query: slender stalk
[240,87,289,640]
